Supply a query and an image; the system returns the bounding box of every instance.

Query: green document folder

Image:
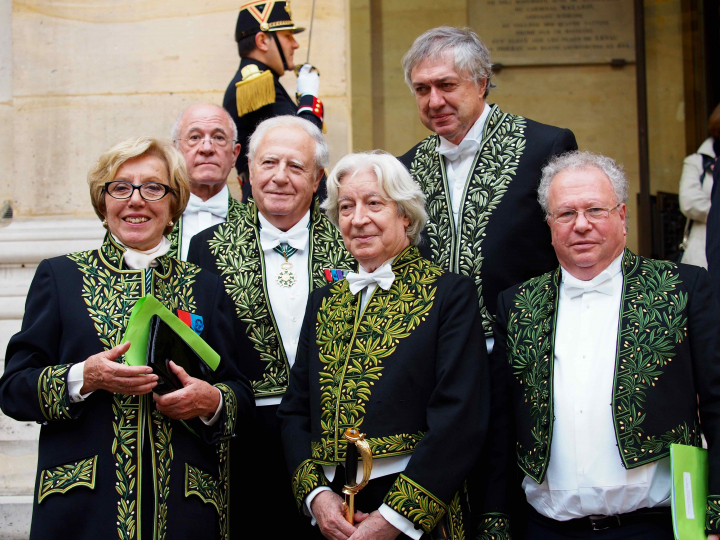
[671,443,709,540]
[120,296,220,371]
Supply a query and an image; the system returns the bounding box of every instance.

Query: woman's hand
[82,341,158,395]
[152,361,220,420]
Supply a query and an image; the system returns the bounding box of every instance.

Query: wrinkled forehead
[258,126,315,159]
[549,166,617,206]
[411,49,467,80]
[181,106,233,135]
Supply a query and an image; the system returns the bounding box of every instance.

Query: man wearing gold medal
[187,115,354,538]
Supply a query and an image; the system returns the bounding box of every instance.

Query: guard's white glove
[296,64,320,97]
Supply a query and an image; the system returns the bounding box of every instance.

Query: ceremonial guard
[187,117,354,538]
[167,103,243,261]
[399,27,577,346]
[223,0,324,202]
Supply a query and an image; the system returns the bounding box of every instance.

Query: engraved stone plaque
[469,0,635,65]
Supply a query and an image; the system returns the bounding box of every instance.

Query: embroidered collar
[100,233,171,272]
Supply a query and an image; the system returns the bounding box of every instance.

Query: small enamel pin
[324,269,350,283]
[177,309,204,335]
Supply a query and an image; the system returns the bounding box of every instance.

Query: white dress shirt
[523,253,671,520]
[436,103,491,231]
[180,185,229,261]
[256,210,311,407]
[67,235,223,425]
[436,105,494,353]
[305,256,422,539]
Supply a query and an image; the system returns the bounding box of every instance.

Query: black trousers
[230,404,316,540]
[523,505,674,540]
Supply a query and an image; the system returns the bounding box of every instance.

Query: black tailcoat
[223,58,324,202]
[491,249,720,534]
[399,104,577,337]
[187,199,354,538]
[0,235,254,540]
[278,246,489,539]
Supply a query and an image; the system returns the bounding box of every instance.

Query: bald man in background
[167,103,243,260]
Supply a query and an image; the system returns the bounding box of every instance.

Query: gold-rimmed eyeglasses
[549,203,621,224]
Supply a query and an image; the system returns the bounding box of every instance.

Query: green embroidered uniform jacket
[0,235,254,540]
[491,249,720,533]
[399,105,577,337]
[278,247,490,537]
[187,198,355,399]
[166,193,243,261]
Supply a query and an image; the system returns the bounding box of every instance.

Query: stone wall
[0,1,351,536]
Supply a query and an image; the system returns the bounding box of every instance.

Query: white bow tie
[346,264,396,295]
[185,196,227,218]
[121,237,171,270]
[260,226,309,252]
[436,139,480,162]
[564,273,614,299]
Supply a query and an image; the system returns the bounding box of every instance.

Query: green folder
[120,296,220,371]
[671,443,709,540]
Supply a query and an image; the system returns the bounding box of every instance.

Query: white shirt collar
[561,251,624,289]
[186,184,229,212]
[436,103,491,155]
[258,209,311,249]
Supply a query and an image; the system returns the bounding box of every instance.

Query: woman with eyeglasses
[0,136,253,540]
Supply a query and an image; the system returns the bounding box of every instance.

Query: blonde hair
[87,136,190,235]
[322,151,427,245]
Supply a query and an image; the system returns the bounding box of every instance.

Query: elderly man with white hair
[167,103,243,260]
[279,151,489,540]
[188,115,354,539]
[490,151,720,539]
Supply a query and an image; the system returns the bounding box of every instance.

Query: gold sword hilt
[341,428,373,524]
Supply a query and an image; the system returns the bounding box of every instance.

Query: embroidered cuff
[383,474,446,534]
[476,512,511,540]
[38,364,75,421]
[297,95,323,121]
[707,495,720,533]
[214,383,236,438]
[292,460,329,511]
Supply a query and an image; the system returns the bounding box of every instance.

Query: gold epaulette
[235,65,276,117]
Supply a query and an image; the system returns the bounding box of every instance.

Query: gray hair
[247,116,329,173]
[538,151,629,215]
[171,104,238,146]
[322,151,427,245]
[402,26,496,97]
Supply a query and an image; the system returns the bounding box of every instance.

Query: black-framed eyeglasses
[104,181,173,201]
[175,134,236,148]
[549,203,621,224]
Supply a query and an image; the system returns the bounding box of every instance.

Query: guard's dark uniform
[223,58,323,190]
[224,0,324,201]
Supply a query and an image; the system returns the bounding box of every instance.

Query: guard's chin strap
[270,32,289,72]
